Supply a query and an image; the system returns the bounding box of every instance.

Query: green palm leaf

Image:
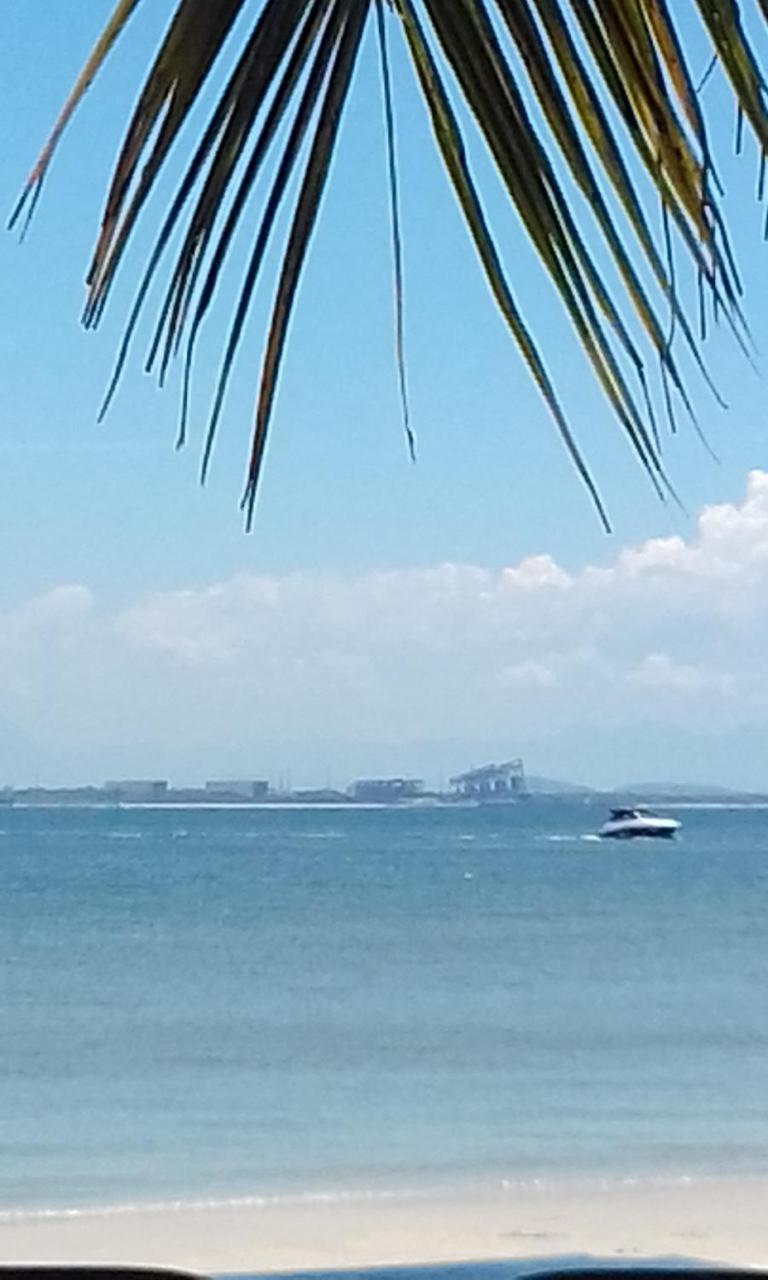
[12,0,768,525]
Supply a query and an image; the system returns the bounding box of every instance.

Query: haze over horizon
[2,472,768,793]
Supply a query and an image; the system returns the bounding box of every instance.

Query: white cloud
[498,660,557,689]
[627,652,733,694]
[0,471,767,784]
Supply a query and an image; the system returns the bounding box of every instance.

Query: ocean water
[1,800,767,1215]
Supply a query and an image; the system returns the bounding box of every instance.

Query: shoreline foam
[1,1176,767,1272]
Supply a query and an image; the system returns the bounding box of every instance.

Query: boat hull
[599,819,680,840]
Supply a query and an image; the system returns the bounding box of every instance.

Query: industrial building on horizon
[449,759,527,802]
[0,760,529,807]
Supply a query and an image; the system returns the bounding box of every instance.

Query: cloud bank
[1,471,767,787]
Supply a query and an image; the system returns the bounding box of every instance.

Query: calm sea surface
[1,801,767,1213]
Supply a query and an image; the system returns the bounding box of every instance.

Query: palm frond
[375,0,414,463]
[9,0,143,238]
[13,0,768,525]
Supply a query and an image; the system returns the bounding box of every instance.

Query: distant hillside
[615,781,768,801]
[525,775,595,795]
[619,781,751,798]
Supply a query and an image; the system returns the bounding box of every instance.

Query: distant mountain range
[526,775,768,802]
[617,781,751,797]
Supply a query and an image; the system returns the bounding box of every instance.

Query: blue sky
[0,2,768,786]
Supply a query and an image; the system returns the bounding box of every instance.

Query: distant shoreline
[3,794,768,810]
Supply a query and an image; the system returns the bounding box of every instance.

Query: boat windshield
[610,807,665,821]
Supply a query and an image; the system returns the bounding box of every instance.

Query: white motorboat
[598,807,681,840]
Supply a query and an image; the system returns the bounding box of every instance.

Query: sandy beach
[1,1178,767,1274]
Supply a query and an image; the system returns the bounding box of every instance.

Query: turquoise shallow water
[1,801,767,1212]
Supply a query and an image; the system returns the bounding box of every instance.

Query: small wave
[0,1170,738,1226]
[499,1172,706,1192]
[499,1172,696,1194]
[0,1185,433,1225]
[107,831,143,841]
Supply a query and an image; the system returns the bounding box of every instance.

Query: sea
[1,799,767,1219]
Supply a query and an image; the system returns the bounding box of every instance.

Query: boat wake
[542,833,601,844]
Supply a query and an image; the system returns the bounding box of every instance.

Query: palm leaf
[9,0,143,238]
[13,0,768,525]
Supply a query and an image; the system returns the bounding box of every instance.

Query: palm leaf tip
[9,0,145,240]
[12,0,768,527]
